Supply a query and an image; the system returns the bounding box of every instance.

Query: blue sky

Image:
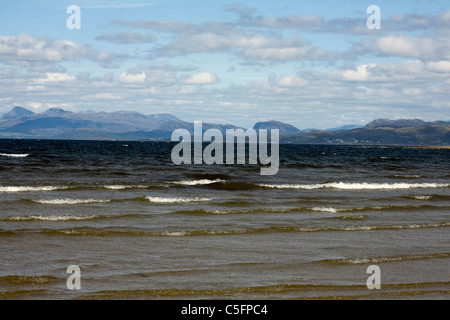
[1,0,449,129]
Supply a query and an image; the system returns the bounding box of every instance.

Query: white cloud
[0,34,120,67]
[119,71,147,83]
[375,36,443,60]
[440,10,450,24]
[256,14,324,29]
[182,72,218,85]
[402,88,422,96]
[119,18,339,62]
[96,32,157,44]
[276,75,307,87]
[34,73,76,84]
[427,61,450,73]
[342,64,376,81]
[83,93,123,100]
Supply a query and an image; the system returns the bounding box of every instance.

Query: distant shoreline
[409,146,450,149]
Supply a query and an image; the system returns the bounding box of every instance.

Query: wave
[173,207,298,215]
[39,228,265,237]
[272,222,450,233]
[0,153,29,158]
[339,204,437,213]
[258,182,449,190]
[310,207,338,213]
[333,215,367,220]
[79,281,450,299]
[390,174,422,179]
[404,194,450,201]
[23,196,212,205]
[0,186,68,193]
[8,181,444,194]
[410,195,433,200]
[30,199,111,205]
[0,229,18,237]
[208,181,262,191]
[0,184,168,193]
[170,179,223,186]
[34,221,450,237]
[170,178,264,191]
[1,213,137,222]
[1,215,98,222]
[174,204,438,216]
[104,185,137,190]
[325,252,450,265]
[103,185,151,190]
[0,275,56,284]
[145,196,211,203]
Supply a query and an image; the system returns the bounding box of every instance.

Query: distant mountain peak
[150,113,181,122]
[1,106,35,120]
[43,107,73,115]
[327,124,365,131]
[252,120,302,136]
[366,118,426,128]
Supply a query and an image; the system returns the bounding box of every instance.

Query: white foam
[2,215,96,221]
[104,185,127,190]
[32,199,110,205]
[162,231,188,237]
[146,196,211,203]
[331,252,450,264]
[310,207,338,213]
[394,175,422,178]
[0,186,65,193]
[104,185,147,190]
[259,182,449,190]
[172,179,222,186]
[411,195,432,200]
[258,183,322,190]
[0,153,29,158]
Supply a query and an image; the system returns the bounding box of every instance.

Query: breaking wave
[258,182,449,190]
[170,179,223,186]
[30,199,111,205]
[0,186,68,193]
[325,252,450,265]
[145,196,212,203]
[1,213,137,222]
[0,153,29,158]
[1,215,98,222]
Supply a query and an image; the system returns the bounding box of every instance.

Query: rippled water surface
[1,140,449,299]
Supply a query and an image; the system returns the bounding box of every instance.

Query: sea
[0,139,449,300]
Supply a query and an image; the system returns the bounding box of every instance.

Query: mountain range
[1,106,449,146]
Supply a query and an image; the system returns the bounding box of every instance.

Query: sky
[1,0,450,129]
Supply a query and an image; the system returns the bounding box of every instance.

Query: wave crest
[2,215,97,221]
[258,182,449,190]
[326,252,450,264]
[171,179,223,186]
[31,199,110,205]
[146,196,211,203]
[0,153,29,158]
[0,186,67,193]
